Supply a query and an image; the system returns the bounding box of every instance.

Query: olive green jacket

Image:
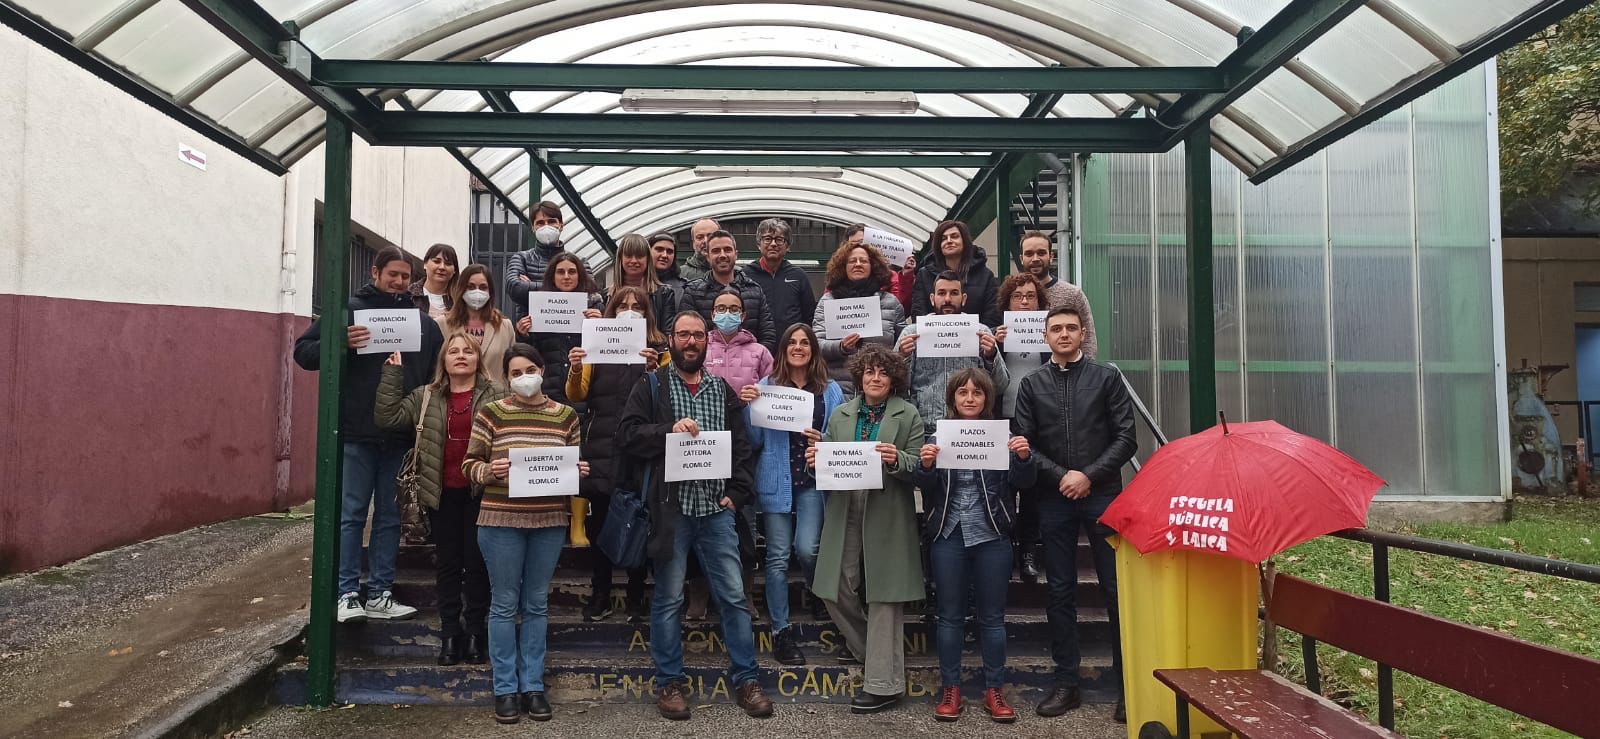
[811,395,927,604]
[374,365,507,510]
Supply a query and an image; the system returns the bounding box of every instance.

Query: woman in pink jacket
[705,288,775,391]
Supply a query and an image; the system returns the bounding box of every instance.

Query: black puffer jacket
[521,291,605,408]
[576,358,660,501]
[910,246,1002,328]
[1012,357,1138,497]
[293,283,444,443]
[676,271,777,349]
[617,371,754,562]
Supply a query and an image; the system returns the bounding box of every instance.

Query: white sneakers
[362,590,418,620]
[336,590,418,622]
[337,592,367,624]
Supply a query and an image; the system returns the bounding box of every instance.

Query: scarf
[830,277,883,300]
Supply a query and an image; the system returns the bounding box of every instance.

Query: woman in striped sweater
[462,343,588,725]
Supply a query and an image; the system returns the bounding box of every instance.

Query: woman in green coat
[805,344,925,714]
[375,329,508,666]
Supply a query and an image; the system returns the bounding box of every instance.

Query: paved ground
[244,700,1126,738]
[0,514,312,738]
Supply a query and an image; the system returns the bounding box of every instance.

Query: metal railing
[1314,529,1600,729]
[1113,368,1600,731]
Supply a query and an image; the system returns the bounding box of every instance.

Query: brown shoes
[736,680,775,718]
[657,681,691,720]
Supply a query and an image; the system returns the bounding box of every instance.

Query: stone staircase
[273,539,1118,706]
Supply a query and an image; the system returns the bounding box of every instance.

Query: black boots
[463,632,487,664]
[521,690,552,721]
[772,627,806,665]
[1035,686,1082,717]
[437,636,462,666]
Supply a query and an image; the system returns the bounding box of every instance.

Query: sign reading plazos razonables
[934,420,1011,470]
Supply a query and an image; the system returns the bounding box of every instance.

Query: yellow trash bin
[1114,535,1257,738]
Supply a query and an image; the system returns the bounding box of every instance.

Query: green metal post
[1185,124,1217,434]
[306,115,353,707]
[996,167,1016,278]
[527,150,543,208]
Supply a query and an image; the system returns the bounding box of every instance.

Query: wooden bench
[1148,573,1600,738]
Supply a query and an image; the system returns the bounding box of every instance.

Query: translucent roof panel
[7,0,1566,252]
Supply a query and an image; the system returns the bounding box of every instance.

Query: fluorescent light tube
[621,89,918,114]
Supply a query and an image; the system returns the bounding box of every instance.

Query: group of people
[293,204,1135,726]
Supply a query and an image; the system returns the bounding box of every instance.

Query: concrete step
[337,605,1112,661]
[386,569,1107,612]
[275,650,1117,706]
[390,540,1096,572]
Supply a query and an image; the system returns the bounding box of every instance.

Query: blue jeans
[338,441,407,597]
[930,528,1012,689]
[477,525,566,695]
[651,507,759,686]
[761,486,824,633]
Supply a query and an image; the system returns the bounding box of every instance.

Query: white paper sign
[816,442,884,491]
[935,420,1012,470]
[529,291,587,333]
[508,446,581,498]
[750,386,816,433]
[352,309,421,355]
[862,227,916,268]
[581,317,647,364]
[665,430,732,482]
[916,314,980,358]
[1003,310,1049,353]
[822,296,883,340]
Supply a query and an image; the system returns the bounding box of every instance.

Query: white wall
[0,25,470,317]
[283,139,469,316]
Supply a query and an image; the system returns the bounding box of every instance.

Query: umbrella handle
[1219,410,1230,435]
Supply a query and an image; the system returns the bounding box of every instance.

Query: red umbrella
[1099,417,1385,563]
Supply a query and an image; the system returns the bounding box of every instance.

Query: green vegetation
[1498,7,1600,214]
[1273,497,1600,739]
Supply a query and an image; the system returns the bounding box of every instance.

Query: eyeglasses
[673,331,708,341]
[712,306,743,315]
[758,236,789,245]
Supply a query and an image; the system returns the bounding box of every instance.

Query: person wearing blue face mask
[704,289,774,392]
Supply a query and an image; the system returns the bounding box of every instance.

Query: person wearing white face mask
[566,286,667,623]
[463,343,590,724]
[438,264,517,385]
[504,201,575,322]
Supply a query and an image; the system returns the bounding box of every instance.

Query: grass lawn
[1272,496,1600,739]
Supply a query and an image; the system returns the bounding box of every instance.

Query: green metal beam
[996,174,1016,278]
[395,97,529,229]
[1185,124,1217,434]
[369,110,1163,152]
[306,115,352,708]
[535,154,617,256]
[1250,0,1596,183]
[314,59,1228,94]
[944,93,1063,226]
[546,152,993,168]
[0,3,289,174]
[1157,0,1368,145]
[176,0,381,136]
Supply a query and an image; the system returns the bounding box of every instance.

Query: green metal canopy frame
[3,0,1571,711]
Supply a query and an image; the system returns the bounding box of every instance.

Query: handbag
[597,372,658,570]
[396,386,433,545]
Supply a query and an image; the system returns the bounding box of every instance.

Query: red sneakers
[984,688,1017,723]
[934,686,962,721]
